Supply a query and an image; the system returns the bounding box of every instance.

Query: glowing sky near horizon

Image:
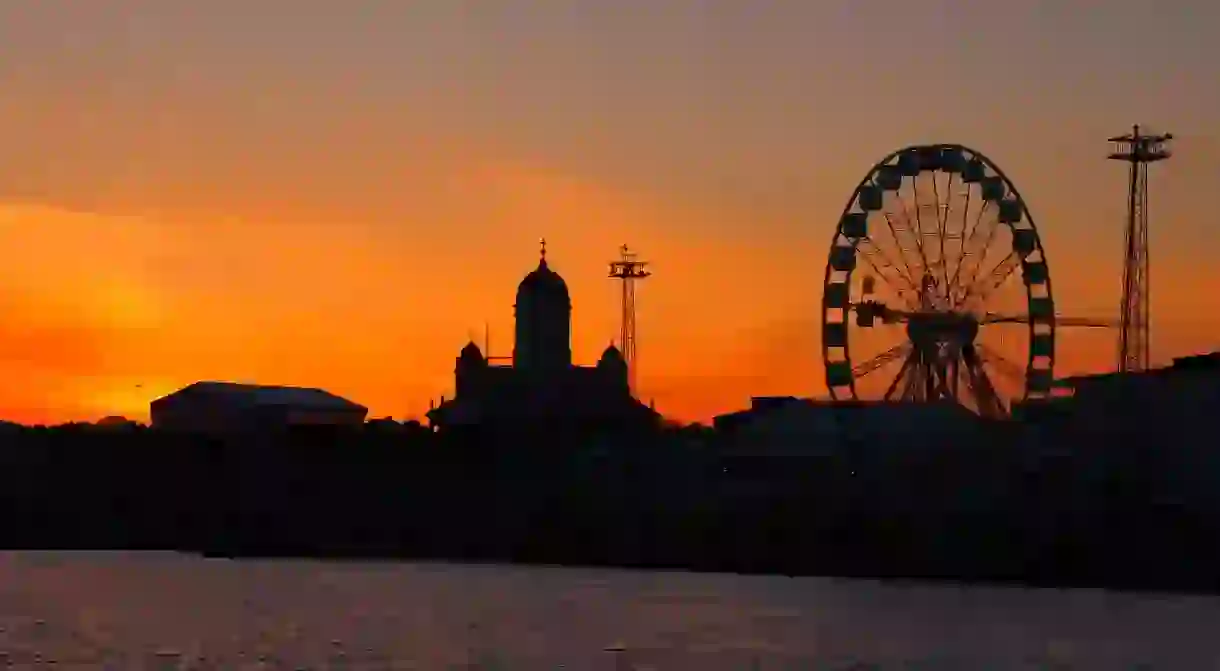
[0,0,1218,424]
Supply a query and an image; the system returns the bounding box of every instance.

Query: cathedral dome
[516,239,570,305]
[517,258,569,302]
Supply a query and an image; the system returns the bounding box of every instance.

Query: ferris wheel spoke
[855,239,920,308]
[896,188,934,284]
[914,175,946,285]
[859,236,919,294]
[948,188,974,292]
[931,173,954,300]
[946,202,1000,304]
[852,342,911,380]
[879,212,921,287]
[881,202,924,282]
[958,252,1021,311]
[953,221,1002,305]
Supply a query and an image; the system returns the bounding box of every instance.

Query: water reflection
[0,552,1215,669]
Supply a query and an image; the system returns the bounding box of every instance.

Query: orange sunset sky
[1,1,1219,425]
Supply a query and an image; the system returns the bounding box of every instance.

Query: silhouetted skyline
[0,1,1217,424]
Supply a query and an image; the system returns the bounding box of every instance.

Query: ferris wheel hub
[906,311,979,350]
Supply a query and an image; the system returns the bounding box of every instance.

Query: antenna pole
[608,244,651,395]
[1108,125,1172,373]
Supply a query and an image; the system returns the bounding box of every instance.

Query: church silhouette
[427,242,660,433]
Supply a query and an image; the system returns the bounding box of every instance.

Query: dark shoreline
[184,552,1220,597]
[9,547,1217,597]
[3,422,1219,596]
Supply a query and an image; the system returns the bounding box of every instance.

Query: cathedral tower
[513,239,572,378]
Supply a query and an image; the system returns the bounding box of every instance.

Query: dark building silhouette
[713,396,986,456]
[96,415,138,428]
[1015,351,1220,451]
[427,243,659,433]
[1014,350,1220,435]
[150,382,368,433]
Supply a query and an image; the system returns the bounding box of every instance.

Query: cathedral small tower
[597,343,629,395]
[456,340,487,397]
[513,239,572,378]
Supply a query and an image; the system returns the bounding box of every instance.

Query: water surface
[0,552,1214,669]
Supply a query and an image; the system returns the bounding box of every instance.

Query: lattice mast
[608,245,650,394]
[1108,125,1172,373]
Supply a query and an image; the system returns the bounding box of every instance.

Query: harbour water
[0,552,1215,669]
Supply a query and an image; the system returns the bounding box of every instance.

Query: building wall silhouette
[150,382,368,433]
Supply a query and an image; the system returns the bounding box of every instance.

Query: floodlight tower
[1108,125,1172,373]
[608,244,650,394]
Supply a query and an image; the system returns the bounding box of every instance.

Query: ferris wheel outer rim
[819,143,1057,407]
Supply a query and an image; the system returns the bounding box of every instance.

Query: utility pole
[608,244,650,394]
[1108,125,1172,373]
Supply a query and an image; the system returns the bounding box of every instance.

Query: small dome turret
[598,342,629,392]
[459,340,485,363]
[598,343,626,367]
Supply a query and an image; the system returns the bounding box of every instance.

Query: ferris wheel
[820,144,1062,418]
